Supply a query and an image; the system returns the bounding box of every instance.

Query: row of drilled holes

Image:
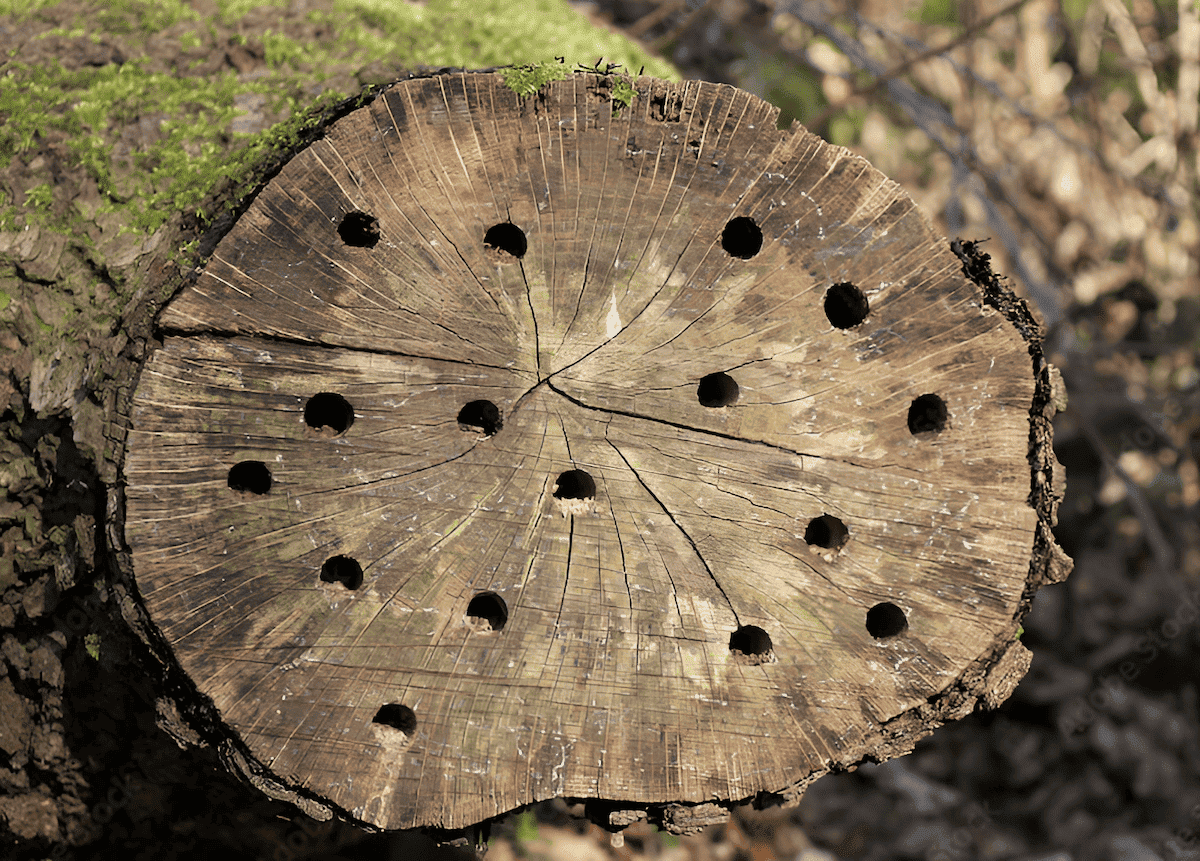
[230,458,853,553]
[341,210,873,332]
[318,555,905,637]
[369,609,910,736]
[337,211,948,423]
[348,578,909,738]
[300,381,948,435]
[224,385,945,493]
[322,567,906,641]
[336,212,944,424]
[338,211,758,260]
[328,369,944,429]
[697,372,949,431]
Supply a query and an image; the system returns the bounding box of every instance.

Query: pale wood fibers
[124,72,1044,831]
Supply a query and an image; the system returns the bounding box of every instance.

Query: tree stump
[118,71,1070,835]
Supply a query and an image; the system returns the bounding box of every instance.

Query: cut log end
[116,70,1070,837]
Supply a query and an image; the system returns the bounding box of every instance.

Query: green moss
[501,61,572,97]
[0,59,255,231]
[23,183,54,213]
[0,0,675,236]
[105,0,199,32]
[29,305,52,334]
[179,29,203,51]
[0,0,62,15]
[336,0,676,76]
[611,76,637,115]
[85,633,101,661]
[262,30,305,69]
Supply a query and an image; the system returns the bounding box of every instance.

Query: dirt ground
[2,0,1199,859]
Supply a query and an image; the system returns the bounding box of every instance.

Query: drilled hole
[372,703,417,735]
[729,625,773,664]
[824,282,869,329]
[484,222,527,259]
[457,400,502,436]
[320,555,363,591]
[553,469,596,500]
[697,372,739,408]
[721,216,763,259]
[466,592,508,631]
[304,392,355,434]
[804,514,849,551]
[338,211,380,248]
[907,394,948,434]
[227,461,272,495]
[866,602,908,638]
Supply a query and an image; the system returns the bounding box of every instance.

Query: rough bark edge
[97,86,386,841]
[950,238,1073,595]
[100,74,1076,843]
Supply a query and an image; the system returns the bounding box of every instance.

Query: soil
[2,1,1198,860]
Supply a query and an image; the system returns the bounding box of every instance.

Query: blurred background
[2,0,1198,859]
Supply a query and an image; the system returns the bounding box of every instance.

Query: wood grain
[124,72,1050,831]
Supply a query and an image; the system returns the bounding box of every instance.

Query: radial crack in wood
[119,71,1069,835]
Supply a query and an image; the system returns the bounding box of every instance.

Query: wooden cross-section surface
[124,72,1041,831]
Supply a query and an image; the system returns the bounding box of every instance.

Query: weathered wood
[121,71,1066,833]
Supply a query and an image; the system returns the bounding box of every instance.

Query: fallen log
[115,70,1071,838]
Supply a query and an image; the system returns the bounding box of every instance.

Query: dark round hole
[338,211,380,248]
[484,222,527,259]
[227,461,272,495]
[697,372,739,407]
[304,392,355,434]
[908,393,948,434]
[320,555,363,590]
[866,602,908,638]
[466,592,508,631]
[804,514,849,551]
[372,703,417,735]
[729,625,773,657]
[457,399,502,436]
[721,216,763,259]
[824,282,870,329]
[553,469,596,500]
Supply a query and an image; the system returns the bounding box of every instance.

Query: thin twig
[1073,407,1176,574]
[628,0,684,39]
[650,0,717,53]
[1177,0,1200,134]
[804,0,1028,131]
